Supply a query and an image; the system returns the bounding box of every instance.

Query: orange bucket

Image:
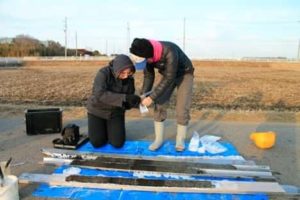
[250,131,276,149]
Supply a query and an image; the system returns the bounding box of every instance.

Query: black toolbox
[25,108,63,135]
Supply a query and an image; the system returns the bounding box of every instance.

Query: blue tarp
[33,140,269,199]
[77,140,240,157]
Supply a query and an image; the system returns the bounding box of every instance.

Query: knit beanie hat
[129,38,153,58]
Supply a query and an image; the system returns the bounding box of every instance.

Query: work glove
[124,94,141,109]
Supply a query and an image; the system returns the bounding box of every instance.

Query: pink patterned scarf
[149,39,163,62]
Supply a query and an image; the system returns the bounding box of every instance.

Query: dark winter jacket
[142,41,194,102]
[86,55,135,119]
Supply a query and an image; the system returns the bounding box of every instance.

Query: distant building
[242,56,287,61]
[0,37,13,44]
[77,49,94,56]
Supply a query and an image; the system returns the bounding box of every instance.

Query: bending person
[130,38,194,151]
[86,54,140,148]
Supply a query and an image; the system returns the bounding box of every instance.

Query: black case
[25,108,63,135]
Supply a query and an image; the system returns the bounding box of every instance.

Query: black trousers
[88,113,126,148]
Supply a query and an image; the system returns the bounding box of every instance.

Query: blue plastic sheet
[78,140,240,157]
[33,140,269,199]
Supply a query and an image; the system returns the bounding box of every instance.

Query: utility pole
[183,17,186,51]
[113,42,116,55]
[105,40,108,56]
[127,22,130,54]
[64,17,68,58]
[298,39,300,60]
[298,20,300,60]
[75,31,78,57]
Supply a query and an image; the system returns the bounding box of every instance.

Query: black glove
[125,94,141,108]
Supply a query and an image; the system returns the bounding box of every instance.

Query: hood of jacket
[109,54,135,78]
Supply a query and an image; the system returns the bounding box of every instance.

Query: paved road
[0,114,299,199]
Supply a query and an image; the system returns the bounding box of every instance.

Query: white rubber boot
[176,124,187,151]
[149,121,164,151]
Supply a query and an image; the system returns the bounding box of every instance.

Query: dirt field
[1,59,300,112]
[1,60,300,199]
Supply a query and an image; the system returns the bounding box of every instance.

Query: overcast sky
[1,0,300,58]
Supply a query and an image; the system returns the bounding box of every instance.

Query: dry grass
[193,60,300,110]
[0,60,300,111]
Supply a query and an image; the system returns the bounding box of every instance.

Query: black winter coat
[86,55,135,119]
[142,41,194,103]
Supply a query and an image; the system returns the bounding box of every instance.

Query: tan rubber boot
[176,124,187,151]
[149,121,164,151]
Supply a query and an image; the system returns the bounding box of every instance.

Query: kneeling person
[86,54,140,148]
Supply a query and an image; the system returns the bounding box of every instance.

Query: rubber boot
[176,124,187,151]
[149,121,164,151]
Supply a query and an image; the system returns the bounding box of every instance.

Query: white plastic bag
[204,141,227,154]
[188,131,200,152]
[199,135,221,144]
[197,134,227,154]
[139,104,149,116]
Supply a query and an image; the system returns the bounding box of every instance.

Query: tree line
[0,35,101,57]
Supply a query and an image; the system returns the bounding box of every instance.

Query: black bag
[62,124,80,145]
[53,123,80,146]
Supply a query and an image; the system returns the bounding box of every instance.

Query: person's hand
[125,94,141,108]
[141,96,153,107]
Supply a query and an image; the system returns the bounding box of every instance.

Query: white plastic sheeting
[0,58,23,67]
